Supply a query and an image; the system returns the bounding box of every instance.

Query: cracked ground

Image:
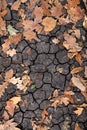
[0,0,87,130]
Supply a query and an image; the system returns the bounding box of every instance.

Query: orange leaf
[74,107,83,115]
[75,53,82,65]
[71,67,83,74]
[42,17,56,33]
[11,0,21,11]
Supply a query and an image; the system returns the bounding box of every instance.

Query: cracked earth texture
[0,1,87,130]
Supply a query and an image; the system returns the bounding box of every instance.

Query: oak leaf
[33,6,43,23]
[2,33,21,53]
[50,90,74,109]
[0,119,20,130]
[63,33,82,52]
[51,0,63,19]
[5,96,21,116]
[74,107,83,116]
[42,17,56,33]
[23,30,39,41]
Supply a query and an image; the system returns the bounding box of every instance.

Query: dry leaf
[74,107,83,115]
[21,0,27,3]
[71,67,83,74]
[51,1,63,19]
[33,6,43,23]
[0,82,8,98]
[11,0,21,11]
[41,109,48,121]
[52,38,59,44]
[7,49,16,57]
[75,53,82,65]
[5,96,21,116]
[50,91,74,109]
[5,69,14,81]
[22,75,31,87]
[23,30,39,41]
[42,17,56,33]
[71,76,86,91]
[0,0,7,11]
[0,119,20,130]
[83,15,87,29]
[0,16,7,36]
[84,66,87,78]
[2,33,21,53]
[63,33,82,52]
[2,111,9,121]
[75,123,81,130]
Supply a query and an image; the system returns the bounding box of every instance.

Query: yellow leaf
[42,17,56,33]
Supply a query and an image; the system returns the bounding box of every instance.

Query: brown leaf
[75,53,82,65]
[5,69,14,81]
[71,67,83,74]
[0,15,7,36]
[2,111,9,121]
[66,0,84,22]
[71,76,86,91]
[0,119,20,130]
[0,82,8,98]
[23,30,39,41]
[74,107,83,115]
[63,33,82,52]
[2,33,21,53]
[11,0,21,11]
[50,91,74,109]
[0,0,7,11]
[51,1,63,19]
[5,96,21,116]
[75,123,81,130]
[42,17,56,33]
[84,66,87,78]
[83,15,87,29]
[21,0,27,3]
[33,6,43,23]
[41,109,48,121]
